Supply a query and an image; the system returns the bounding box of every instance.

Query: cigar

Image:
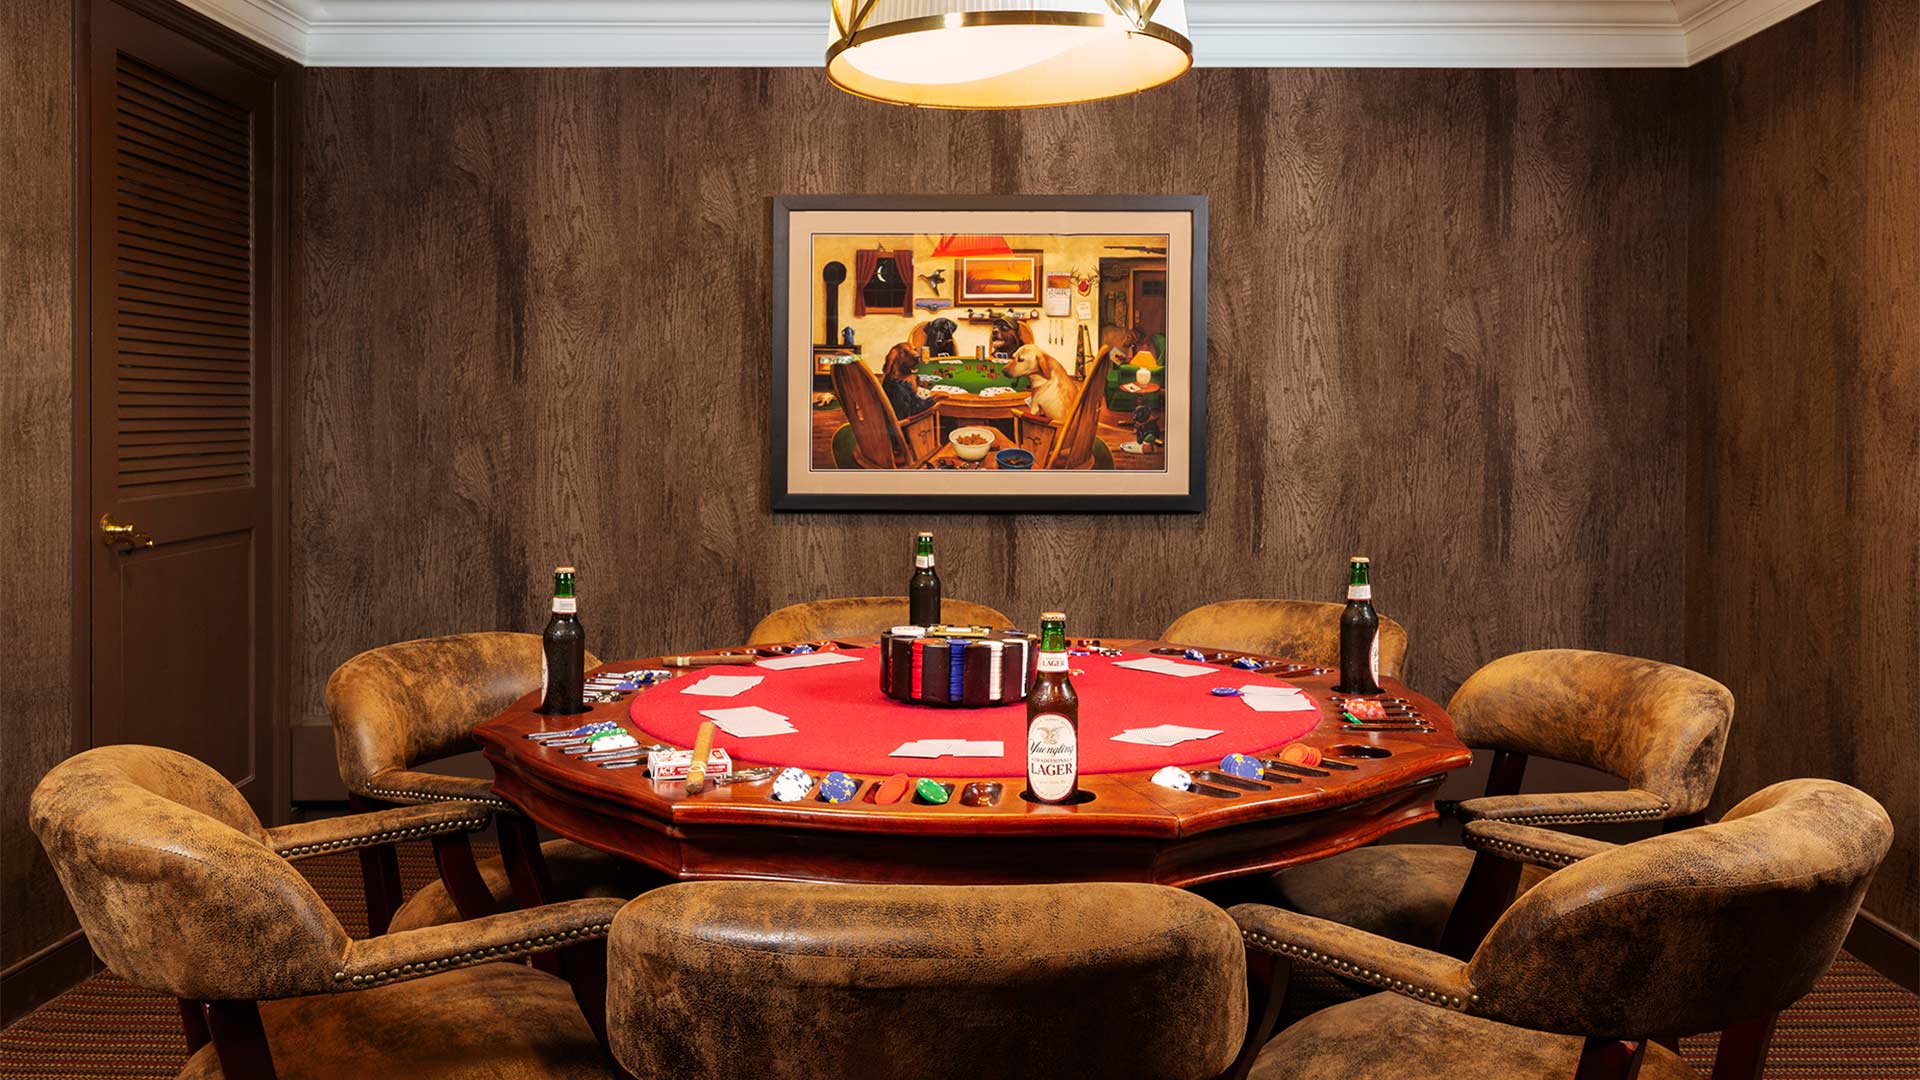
[684,721,717,794]
[660,653,754,668]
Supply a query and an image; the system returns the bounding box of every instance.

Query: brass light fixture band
[826,10,1193,110]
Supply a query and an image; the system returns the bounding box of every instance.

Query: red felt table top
[626,646,1322,778]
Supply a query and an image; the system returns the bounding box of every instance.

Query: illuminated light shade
[928,234,1014,258]
[827,0,1192,110]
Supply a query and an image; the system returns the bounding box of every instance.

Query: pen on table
[659,654,754,668]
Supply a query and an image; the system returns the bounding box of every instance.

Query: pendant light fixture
[827,0,1192,110]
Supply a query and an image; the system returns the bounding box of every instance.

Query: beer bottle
[1025,612,1080,804]
[538,566,588,715]
[1336,557,1383,695]
[909,531,941,627]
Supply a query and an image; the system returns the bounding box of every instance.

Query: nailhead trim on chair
[1464,835,1587,868]
[334,920,615,987]
[276,816,489,859]
[363,786,512,810]
[1473,803,1668,826]
[1240,929,1473,1010]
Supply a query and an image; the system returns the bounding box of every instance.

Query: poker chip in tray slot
[880,624,1035,706]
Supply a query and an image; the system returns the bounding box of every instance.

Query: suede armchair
[747,595,1014,645]
[1227,779,1892,1080]
[30,745,626,1080]
[1270,649,1734,955]
[606,880,1246,1080]
[327,632,663,934]
[1159,599,1411,679]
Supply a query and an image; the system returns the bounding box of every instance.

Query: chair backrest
[1046,347,1116,469]
[748,596,1015,645]
[1159,598,1411,679]
[1447,649,1733,817]
[1466,778,1890,1039]
[607,881,1245,1080]
[328,631,603,796]
[829,358,907,468]
[29,745,350,1001]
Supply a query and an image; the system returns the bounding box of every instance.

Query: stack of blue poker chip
[1210,686,1243,697]
[950,640,966,700]
[1220,753,1264,780]
[1184,647,1207,661]
[790,644,815,654]
[819,771,857,803]
[1232,656,1263,670]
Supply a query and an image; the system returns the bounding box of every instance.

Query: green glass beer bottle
[1025,612,1080,804]
[909,531,941,627]
[538,566,588,715]
[1336,557,1383,695]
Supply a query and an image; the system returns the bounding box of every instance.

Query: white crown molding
[171,0,1825,70]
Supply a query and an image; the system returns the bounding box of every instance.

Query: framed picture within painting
[771,195,1208,513]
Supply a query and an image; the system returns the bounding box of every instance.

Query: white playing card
[698,706,796,737]
[1111,657,1215,678]
[950,741,1005,757]
[890,739,960,758]
[1111,725,1225,746]
[1238,686,1318,713]
[755,652,864,671]
[680,674,765,697]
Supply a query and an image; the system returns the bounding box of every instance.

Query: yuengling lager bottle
[1025,612,1080,804]
[909,531,941,627]
[1336,557,1383,696]
[538,566,588,715]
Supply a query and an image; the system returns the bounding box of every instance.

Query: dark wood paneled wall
[295,69,1689,756]
[0,0,84,1022]
[1688,0,1919,940]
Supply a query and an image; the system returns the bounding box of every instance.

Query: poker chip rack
[475,638,1472,892]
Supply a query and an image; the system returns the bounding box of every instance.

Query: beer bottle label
[1347,584,1371,601]
[553,596,577,613]
[1027,713,1078,802]
[1036,651,1069,674]
[914,554,934,568]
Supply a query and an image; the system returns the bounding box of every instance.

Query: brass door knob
[99,513,155,549]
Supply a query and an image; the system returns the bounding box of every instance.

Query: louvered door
[87,0,280,819]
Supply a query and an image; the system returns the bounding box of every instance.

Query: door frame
[70,0,298,825]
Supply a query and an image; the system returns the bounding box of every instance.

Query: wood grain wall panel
[1688,0,1919,938]
[295,67,1690,792]
[0,0,81,991]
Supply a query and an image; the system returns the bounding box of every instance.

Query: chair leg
[177,998,210,1054]
[1438,850,1524,959]
[1221,951,1291,1080]
[1574,1037,1647,1080]
[1709,1013,1779,1080]
[496,813,560,974]
[431,831,499,921]
[204,999,278,1080]
[348,795,404,935]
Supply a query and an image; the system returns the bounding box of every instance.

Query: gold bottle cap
[1350,556,1370,563]
[917,531,933,539]
[1041,611,1066,621]
[555,565,577,573]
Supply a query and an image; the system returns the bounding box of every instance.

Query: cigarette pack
[646,748,732,781]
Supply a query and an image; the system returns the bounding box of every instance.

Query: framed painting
[771,195,1208,513]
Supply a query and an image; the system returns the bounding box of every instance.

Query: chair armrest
[357,767,510,809]
[267,801,493,861]
[333,896,626,990]
[1452,788,1670,827]
[1462,820,1618,870]
[1228,904,1474,1011]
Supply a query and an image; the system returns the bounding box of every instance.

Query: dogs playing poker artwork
[773,198,1208,513]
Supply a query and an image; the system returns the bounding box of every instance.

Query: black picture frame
[771,194,1208,513]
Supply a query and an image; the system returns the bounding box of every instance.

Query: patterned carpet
[2,841,1916,1078]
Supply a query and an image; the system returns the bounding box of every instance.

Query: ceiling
[178,0,1820,69]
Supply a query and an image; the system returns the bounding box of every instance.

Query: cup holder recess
[1329,744,1394,760]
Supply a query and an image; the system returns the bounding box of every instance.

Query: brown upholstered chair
[747,596,1015,645]
[1227,779,1892,1080]
[328,632,661,934]
[29,745,623,1080]
[1269,649,1733,956]
[1160,599,1411,679]
[606,880,1246,1080]
[1014,346,1116,469]
[830,356,943,468]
